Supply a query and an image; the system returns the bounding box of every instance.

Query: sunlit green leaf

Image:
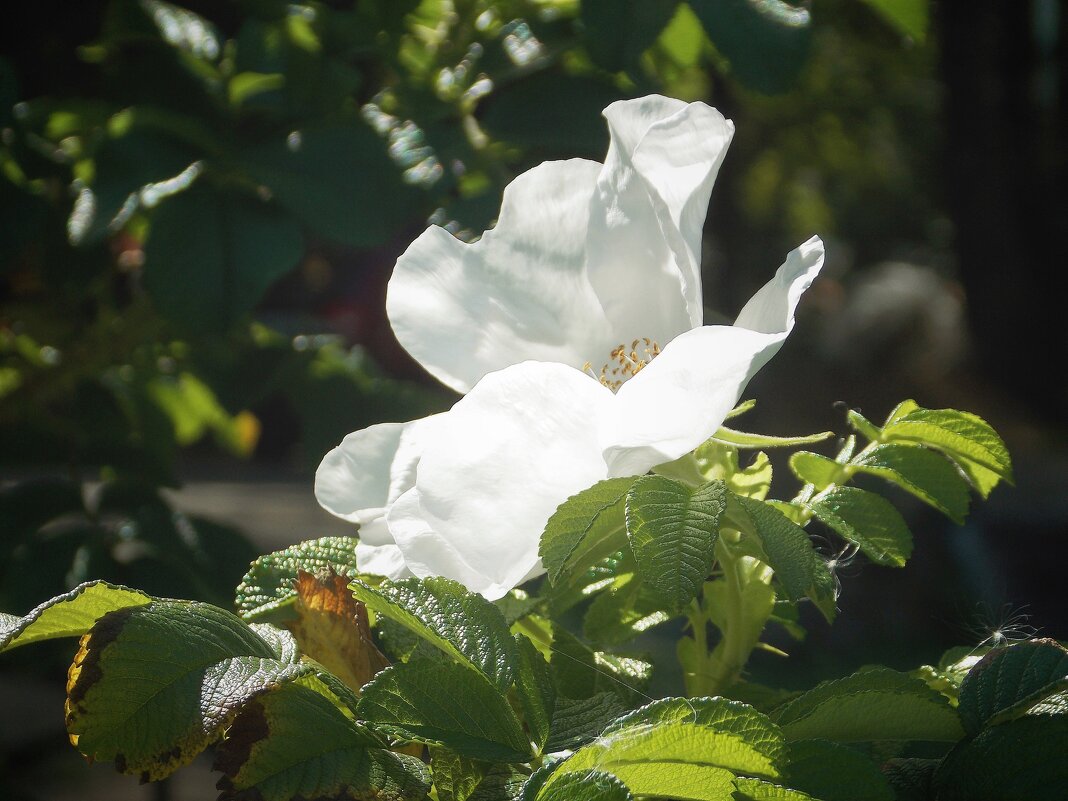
[0,580,150,652]
[358,660,531,762]
[771,667,963,742]
[851,443,971,523]
[350,576,518,691]
[540,477,635,586]
[235,536,361,622]
[807,486,913,568]
[626,476,726,612]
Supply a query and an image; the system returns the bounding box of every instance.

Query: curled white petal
[387,160,613,394]
[599,238,825,477]
[593,96,734,332]
[315,415,443,545]
[355,542,413,580]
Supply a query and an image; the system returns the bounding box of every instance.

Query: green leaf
[480,72,623,159]
[548,626,652,704]
[712,427,833,449]
[0,581,150,652]
[217,681,431,801]
[956,639,1068,735]
[882,407,1013,496]
[537,697,782,800]
[515,634,556,752]
[235,536,361,622]
[583,572,672,646]
[806,487,913,568]
[357,660,532,762]
[626,477,727,612]
[68,124,203,246]
[143,185,304,332]
[771,667,964,742]
[732,778,816,801]
[533,770,633,801]
[730,496,837,622]
[858,0,928,41]
[545,693,629,753]
[541,477,635,587]
[880,758,938,801]
[350,577,518,691]
[782,739,894,801]
[432,749,528,801]
[241,122,422,247]
[789,451,843,490]
[65,599,299,780]
[581,0,680,73]
[851,443,971,523]
[932,715,1068,800]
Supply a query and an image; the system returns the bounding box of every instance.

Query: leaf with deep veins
[235,536,361,622]
[350,577,518,692]
[217,681,430,801]
[65,600,302,781]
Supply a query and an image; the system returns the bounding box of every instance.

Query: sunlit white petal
[355,542,412,580]
[387,160,613,393]
[387,362,612,599]
[600,237,825,477]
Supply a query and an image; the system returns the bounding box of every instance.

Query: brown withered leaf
[287,569,390,694]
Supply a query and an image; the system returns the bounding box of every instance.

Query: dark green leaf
[143,185,303,332]
[515,634,556,752]
[732,778,816,800]
[626,477,726,612]
[583,572,671,646]
[771,667,964,742]
[782,739,893,801]
[933,715,1068,800]
[65,599,296,780]
[689,0,811,94]
[357,660,531,762]
[956,639,1068,735]
[807,486,913,567]
[851,443,971,523]
[581,0,680,73]
[217,681,431,801]
[350,577,518,691]
[541,477,635,586]
[881,758,938,801]
[545,693,629,753]
[241,122,422,247]
[235,536,361,622]
[548,626,651,704]
[479,72,622,159]
[731,496,837,622]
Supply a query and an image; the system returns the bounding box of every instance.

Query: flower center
[584,338,661,391]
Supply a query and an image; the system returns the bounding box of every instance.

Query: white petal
[387,160,614,394]
[387,362,612,599]
[356,542,413,579]
[734,236,825,334]
[586,97,734,341]
[314,415,442,545]
[600,239,825,477]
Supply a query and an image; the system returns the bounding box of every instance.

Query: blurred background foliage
[1,0,1064,681]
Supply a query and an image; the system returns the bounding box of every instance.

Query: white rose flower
[316,95,824,597]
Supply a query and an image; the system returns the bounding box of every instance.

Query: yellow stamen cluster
[584,338,661,391]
